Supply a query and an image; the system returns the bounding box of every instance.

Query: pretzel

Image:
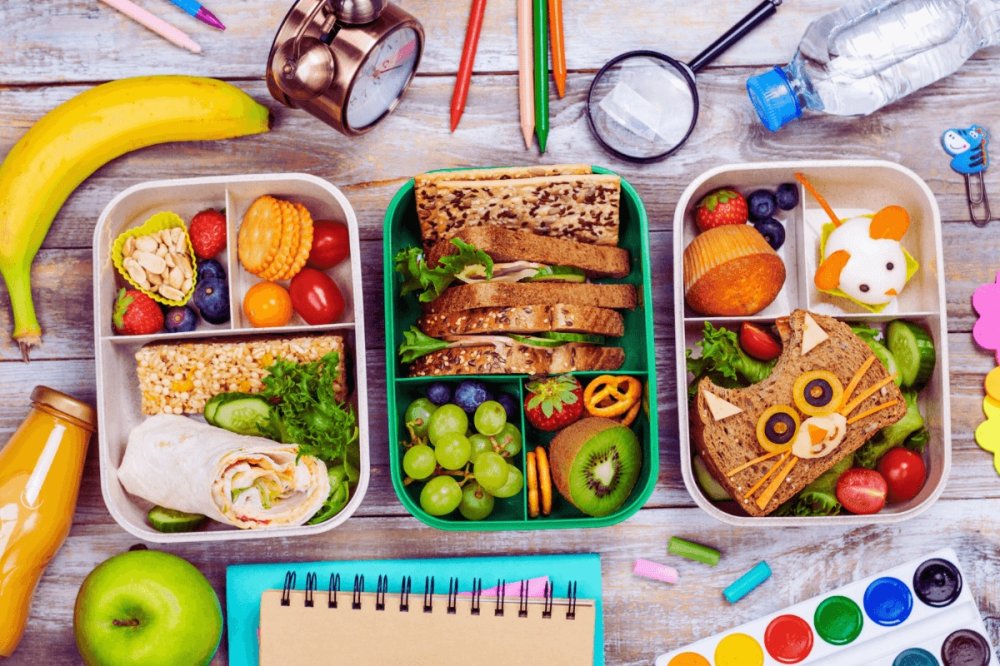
[583,375,642,419]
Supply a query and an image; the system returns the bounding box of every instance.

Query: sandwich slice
[406,336,626,377]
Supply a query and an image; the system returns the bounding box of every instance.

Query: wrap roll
[118,414,330,529]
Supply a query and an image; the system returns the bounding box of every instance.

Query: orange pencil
[450,0,487,131]
[548,0,566,98]
[517,0,534,148]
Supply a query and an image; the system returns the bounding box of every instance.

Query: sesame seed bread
[408,342,625,377]
[416,173,621,248]
[419,304,625,338]
[691,310,906,517]
[426,226,630,279]
[421,282,637,316]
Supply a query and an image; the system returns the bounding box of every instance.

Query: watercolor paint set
[655,548,996,666]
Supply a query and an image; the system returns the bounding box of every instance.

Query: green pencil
[532,0,549,153]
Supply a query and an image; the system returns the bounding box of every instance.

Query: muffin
[684,225,785,316]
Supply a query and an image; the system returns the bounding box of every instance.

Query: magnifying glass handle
[688,0,781,73]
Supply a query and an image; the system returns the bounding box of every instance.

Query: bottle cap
[31,386,96,431]
[746,67,801,132]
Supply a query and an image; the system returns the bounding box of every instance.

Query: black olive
[860,284,870,293]
[804,379,833,407]
[765,413,797,444]
[887,262,895,270]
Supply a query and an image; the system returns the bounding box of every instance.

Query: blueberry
[196,258,226,282]
[747,189,777,221]
[193,278,230,324]
[453,380,489,414]
[754,217,786,250]
[494,392,519,422]
[164,305,198,333]
[426,381,452,406]
[775,183,799,210]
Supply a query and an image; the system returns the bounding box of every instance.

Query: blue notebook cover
[226,553,603,666]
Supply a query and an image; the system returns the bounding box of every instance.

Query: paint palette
[655,549,997,666]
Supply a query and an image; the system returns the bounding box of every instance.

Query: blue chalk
[723,561,771,604]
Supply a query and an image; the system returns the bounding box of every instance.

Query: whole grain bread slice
[408,342,625,377]
[422,282,637,316]
[690,310,907,517]
[418,304,625,338]
[426,226,630,279]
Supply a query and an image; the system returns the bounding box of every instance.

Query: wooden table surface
[4,1,1000,663]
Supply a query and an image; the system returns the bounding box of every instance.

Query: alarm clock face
[346,26,421,131]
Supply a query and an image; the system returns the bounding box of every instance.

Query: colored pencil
[450,0,487,132]
[547,0,566,98]
[517,0,534,149]
[98,0,202,54]
[532,0,549,153]
[168,0,225,31]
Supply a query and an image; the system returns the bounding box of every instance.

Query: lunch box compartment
[93,173,370,543]
[674,161,950,526]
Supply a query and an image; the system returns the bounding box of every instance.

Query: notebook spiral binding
[279,572,579,619]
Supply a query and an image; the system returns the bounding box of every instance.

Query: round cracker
[260,200,301,281]
[238,196,283,275]
[280,202,314,280]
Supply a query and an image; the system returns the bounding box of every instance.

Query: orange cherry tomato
[243,281,293,328]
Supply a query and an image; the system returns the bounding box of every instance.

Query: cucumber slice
[213,396,272,436]
[861,337,902,387]
[148,506,206,533]
[509,334,565,348]
[539,332,606,344]
[525,266,586,283]
[204,392,250,425]
[693,455,730,501]
[887,320,936,389]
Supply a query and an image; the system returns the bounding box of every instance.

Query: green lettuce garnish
[855,391,925,469]
[394,238,493,302]
[398,326,450,363]
[686,322,776,400]
[776,455,854,517]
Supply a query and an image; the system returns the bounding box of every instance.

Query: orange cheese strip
[840,374,897,417]
[742,453,789,501]
[840,355,876,410]
[726,448,787,477]
[756,456,799,510]
[846,399,900,425]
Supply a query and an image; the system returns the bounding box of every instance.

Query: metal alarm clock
[267,0,424,135]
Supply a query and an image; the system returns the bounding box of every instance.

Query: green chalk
[668,536,720,566]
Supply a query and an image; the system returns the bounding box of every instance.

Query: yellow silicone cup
[111,212,198,307]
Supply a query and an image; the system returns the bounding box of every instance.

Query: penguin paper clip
[941,125,993,226]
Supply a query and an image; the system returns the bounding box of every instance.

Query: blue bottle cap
[746,67,802,132]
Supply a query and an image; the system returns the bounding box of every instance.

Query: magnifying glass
[586,0,781,163]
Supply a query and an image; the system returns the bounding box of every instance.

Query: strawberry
[694,188,749,232]
[113,288,164,335]
[188,209,227,259]
[524,375,583,432]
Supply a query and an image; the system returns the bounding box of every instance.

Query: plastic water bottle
[747,0,1000,131]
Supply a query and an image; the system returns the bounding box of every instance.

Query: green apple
[74,549,222,666]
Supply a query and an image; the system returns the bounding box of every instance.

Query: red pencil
[450,0,488,132]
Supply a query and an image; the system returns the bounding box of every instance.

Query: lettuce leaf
[778,454,854,517]
[686,322,775,400]
[394,238,493,303]
[398,326,450,363]
[855,391,924,469]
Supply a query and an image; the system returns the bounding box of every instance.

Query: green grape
[492,465,524,498]
[427,404,469,446]
[494,423,522,458]
[469,434,494,463]
[404,398,436,438]
[419,476,462,516]
[434,432,471,470]
[473,452,508,493]
[459,483,495,520]
[402,445,436,480]
[473,400,507,436]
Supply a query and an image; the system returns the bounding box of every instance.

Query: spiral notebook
[227,554,604,666]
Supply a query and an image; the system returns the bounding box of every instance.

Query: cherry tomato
[740,322,782,361]
[243,281,292,328]
[835,468,888,515]
[289,268,345,325]
[877,448,927,504]
[307,220,350,270]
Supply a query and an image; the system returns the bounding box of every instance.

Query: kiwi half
[549,417,641,517]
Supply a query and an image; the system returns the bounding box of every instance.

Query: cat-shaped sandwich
[692,310,907,517]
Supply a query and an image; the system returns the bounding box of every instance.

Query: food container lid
[31,386,97,430]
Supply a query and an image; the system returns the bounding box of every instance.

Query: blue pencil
[167,0,225,30]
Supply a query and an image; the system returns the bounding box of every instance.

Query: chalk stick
[723,561,771,603]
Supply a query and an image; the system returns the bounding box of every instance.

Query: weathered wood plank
[12,0,992,84]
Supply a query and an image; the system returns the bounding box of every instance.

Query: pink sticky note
[972,272,1000,364]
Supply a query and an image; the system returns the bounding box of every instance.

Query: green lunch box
[383,166,659,530]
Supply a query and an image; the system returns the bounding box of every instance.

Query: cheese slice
[703,390,742,421]
[801,313,829,355]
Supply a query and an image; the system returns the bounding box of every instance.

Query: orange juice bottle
[0,386,95,656]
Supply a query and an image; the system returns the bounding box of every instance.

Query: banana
[0,75,271,360]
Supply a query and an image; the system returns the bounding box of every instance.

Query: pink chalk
[972,272,1000,364]
[633,558,679,584]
